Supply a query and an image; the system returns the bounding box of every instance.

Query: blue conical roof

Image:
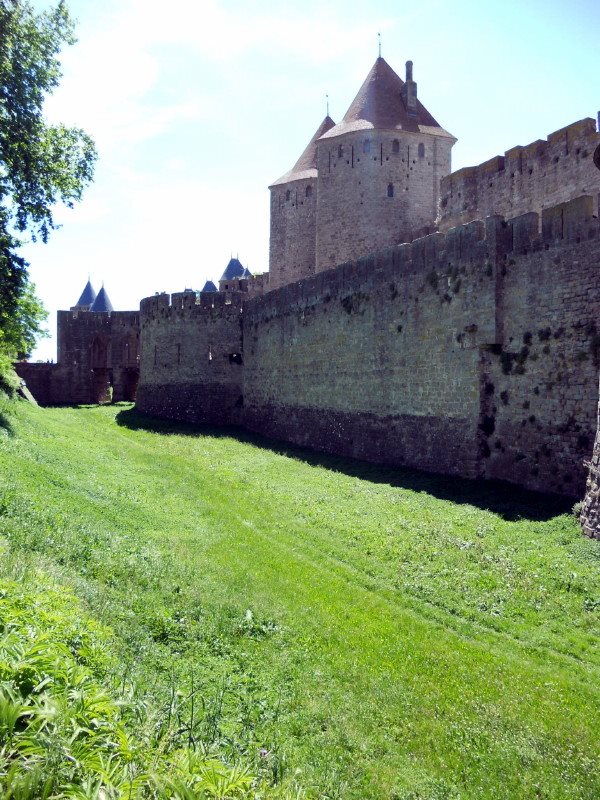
[202,280,218,293]
[89,286,114,312]
[75,279,96,308]
[241,267,252,278]
[220,257,245,281]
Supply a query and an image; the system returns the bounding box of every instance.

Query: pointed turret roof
[74,279,96,308]
[320,57,453,139]
[241,267,252,278]
[220,257,245,281]
[89,286,114,313]
[201,280,218,293]
[270,115,336,186]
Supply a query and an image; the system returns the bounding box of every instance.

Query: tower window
[392,139,400,154]
[418,143,425,158]
[363,139,371,154]
[285,189,290,201]
[338,144,343,158]
[305,185,313,198]
[387,183,394,198]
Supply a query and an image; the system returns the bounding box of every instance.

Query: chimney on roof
[401,60,417,117]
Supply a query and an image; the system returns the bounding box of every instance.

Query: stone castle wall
[135,291,244,425]
[439,118,600,231]
[269,176,317,291]
[138,195,600,498]
[16,310,139,404]
[316,130,453,272]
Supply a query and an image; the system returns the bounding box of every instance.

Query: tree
[0,0,96,361]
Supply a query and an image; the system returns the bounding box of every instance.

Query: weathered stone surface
[135,292,244,425]
[439,118,600,231]
[137,195,600,500]
[15,310,139,405]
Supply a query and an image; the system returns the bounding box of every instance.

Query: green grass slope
[0,402,599,799]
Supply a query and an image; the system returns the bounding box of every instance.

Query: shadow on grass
[115,407,573,523]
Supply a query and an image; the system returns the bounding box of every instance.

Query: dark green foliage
[0,0,96,362]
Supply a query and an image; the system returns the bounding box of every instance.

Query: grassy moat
[0,401,599,798]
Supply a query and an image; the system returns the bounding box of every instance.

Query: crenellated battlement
[250,194,599,322]
[139,291,245,324]
[439,118,600,231]
[60,309,140,326]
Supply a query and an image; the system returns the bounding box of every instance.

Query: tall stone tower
[269,115,335,290]
[315,57,456,271]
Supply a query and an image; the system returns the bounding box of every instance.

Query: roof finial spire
[378,31,381,58]
[326,93,329,117]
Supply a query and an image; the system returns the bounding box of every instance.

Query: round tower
[269,115,335,290]
[315,57,456,272]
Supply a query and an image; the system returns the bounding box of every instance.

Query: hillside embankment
[1,398,599,798]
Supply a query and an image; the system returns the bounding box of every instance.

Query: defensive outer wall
[15,309,139,405]
[439,118,600,230]
[137,193,600,499]
[135,291,244,425]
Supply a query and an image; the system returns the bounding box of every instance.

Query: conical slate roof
[74,279,96,308]
[89,286,114,313]
[320,57,453,139]
[220,258,245,281]
[241,267,252,278]
[201,280,218,293]
[270,115,336,186]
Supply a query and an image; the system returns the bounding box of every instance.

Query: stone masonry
[19,52,600,506]
[269,57,455,287]
[15,308,139,404]
[439,118,600,231]
[137,194,600,499]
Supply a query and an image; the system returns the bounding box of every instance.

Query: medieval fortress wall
[16,310,139,405]
[137,193,600,497]
[439,118,600,230]
[136,291,244,425]
[19,54,600,501]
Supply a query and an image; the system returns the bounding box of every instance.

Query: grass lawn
[0,401,599,799]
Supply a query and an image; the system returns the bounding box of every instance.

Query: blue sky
[25,0,600,360]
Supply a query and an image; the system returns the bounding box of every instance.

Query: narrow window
[177,343,181,364]
[418,142,425,158]
[392,139,400,154]
[153,345,157,366]
[208,344,213,362]
[387,183,394,198]
[305,185,312,198]
[363,139,371,154]
[338,144,343,158]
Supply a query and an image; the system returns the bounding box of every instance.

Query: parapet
[439,118,600,231]
[139,290,245,323]
[248,194,599,320]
